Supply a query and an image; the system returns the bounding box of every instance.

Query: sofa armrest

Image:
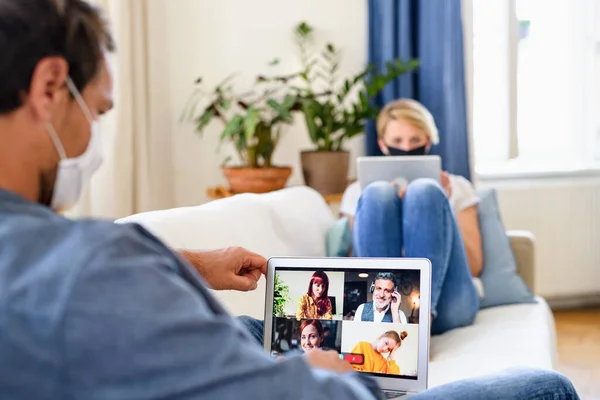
[507,230,536,293]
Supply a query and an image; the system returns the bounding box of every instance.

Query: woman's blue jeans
[353,179,480,335]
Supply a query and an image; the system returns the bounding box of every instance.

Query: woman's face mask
[386,144,428,156]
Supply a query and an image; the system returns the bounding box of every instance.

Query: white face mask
[45,77,104,212]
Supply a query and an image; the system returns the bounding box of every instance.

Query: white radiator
[479,173,600,302]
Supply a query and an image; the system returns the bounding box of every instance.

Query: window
[472,0,600,172]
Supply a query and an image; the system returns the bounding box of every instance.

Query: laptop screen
[269,267,421,380]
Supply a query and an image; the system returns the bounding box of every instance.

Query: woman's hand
[397,187,407,199]
[441,171,452,198]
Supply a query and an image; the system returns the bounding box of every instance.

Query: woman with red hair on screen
[296,271,333,320]
[298,320,325,353]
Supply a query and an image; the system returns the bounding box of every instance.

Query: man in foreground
[0,1,579,399]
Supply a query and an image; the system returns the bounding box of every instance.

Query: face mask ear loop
[65,77,94,123]
[46,123,67,160]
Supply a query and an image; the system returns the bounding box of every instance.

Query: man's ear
[27,57,69,122]
[425,141,433,153]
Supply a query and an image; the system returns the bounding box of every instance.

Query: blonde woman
[350,330,407,375]
[340,99,482,335]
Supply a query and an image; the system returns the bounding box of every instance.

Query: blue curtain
[367,0,472,181]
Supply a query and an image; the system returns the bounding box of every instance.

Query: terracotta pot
[300,151,349,196]
[222,166,292,194]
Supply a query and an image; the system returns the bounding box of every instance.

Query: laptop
[264,257,431,399]
[356,155,442,190]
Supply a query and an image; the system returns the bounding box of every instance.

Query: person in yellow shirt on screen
[350,330,408,375]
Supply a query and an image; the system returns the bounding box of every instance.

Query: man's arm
[456,205,484,277]
[65,225,380,400]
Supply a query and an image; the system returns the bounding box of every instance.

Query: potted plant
[292,22,419,195]
[273,273,291,317]
[181,68,299,194]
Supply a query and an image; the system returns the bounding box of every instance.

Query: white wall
[159,0,368,207]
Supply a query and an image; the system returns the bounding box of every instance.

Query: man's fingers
[231,275,258,292]
[241,251,268,275]
[240,268,261,282]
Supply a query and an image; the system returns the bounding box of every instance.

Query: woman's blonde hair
[382,330,408,346]
[376,99,439,144]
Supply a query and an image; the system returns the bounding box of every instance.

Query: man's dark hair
[375,272,397,289]
[0,0,115,114]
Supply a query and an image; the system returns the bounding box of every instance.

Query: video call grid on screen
[270,267,422,380]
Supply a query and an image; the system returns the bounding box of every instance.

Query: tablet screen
[269,267,421,380]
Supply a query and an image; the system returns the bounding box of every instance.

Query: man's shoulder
[0,216,174,291]
[55,218,170,263]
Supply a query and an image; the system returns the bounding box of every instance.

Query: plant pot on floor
[222,166,292,194]
[300,151,349,196]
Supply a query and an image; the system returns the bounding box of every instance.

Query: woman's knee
[359,181,398,206]
[406,178,445,201]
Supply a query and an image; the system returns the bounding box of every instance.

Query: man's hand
[391,291,402,323]
[178,247,267,292]
[441,171,452,198]
[305,349,354,374]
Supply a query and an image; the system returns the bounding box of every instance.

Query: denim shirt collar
[0,188,55,218]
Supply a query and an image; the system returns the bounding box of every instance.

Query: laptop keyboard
[383,390,408,399]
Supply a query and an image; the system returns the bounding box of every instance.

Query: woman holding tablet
[339,99,483,335]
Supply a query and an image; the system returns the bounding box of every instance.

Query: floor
[554,308,600,400]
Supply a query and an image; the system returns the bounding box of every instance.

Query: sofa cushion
[429,296,556,387]
[115,186,335,318]
[477,189,536,308]
[326,216,352,257]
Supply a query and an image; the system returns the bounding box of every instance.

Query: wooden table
[206,185,344,204]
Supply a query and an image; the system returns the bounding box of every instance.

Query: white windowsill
[476,161,600,182]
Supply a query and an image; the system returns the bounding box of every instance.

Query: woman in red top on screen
[299,320,325,353]
[296,271,333,320]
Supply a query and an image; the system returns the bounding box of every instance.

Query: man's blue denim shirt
[0,189,379,399]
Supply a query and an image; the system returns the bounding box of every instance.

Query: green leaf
[359,91,368,107]
[301,99,321,145]
[220,115,243,140]
[282,95,297,110]
[220,155,233,167]
[267,99,293,120]
[353,70,369,85]
[269,58,280,66]
[219,99,231,110]
[196,108,215,133]
[243,107,260,142]
[296,22,313,37]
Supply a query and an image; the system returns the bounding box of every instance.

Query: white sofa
[116,186,557,389]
